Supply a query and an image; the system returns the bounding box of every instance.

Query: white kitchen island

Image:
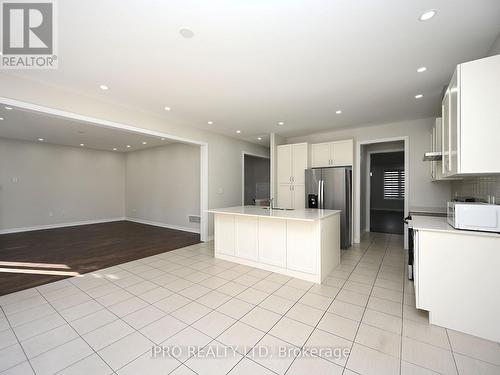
[208,206,341,283]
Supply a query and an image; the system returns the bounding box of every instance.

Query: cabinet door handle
[292,185,294,191]
[291,176,294,182]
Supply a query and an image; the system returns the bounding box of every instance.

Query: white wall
[0,138,126,231]
[0,75,270,238]
[287,118,451,211]
[126,143,200,232]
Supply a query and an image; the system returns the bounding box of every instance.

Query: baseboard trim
[0,217,126,235]
[125,217,200,234]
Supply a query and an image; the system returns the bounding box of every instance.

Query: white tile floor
[1,233,500,374]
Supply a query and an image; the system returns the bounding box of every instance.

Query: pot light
[417,66,427,73]
[278,121,284,126]
[415,94,424,99]
[126,145,131,148]
[419,10,436,21]
[0,117,4,120]
[99,84,109,90]
[113,148,118,151]
[161,137,165,141]
[5,106,12,110]
[236,130,241,134]
[142,141,147,145]
[179,28,195,39]
[257,137,262,141]
[38,138,44,142]
[207,121,213,125]
[164,106,171,111]
[79,143,85,147]
[336,110,342,114]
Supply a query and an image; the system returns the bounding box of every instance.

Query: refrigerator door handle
[320,180,324,209]
[317,180,321,208]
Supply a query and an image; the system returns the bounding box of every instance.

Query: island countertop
[208,206,341,222]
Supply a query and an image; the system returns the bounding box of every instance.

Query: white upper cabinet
[276,143,308,184]
[277,144,293,184]
[310,142,331,167]
[311,139,353,168]
[442,54,500,176]
[276,143,308,209]
[291,143,308,184]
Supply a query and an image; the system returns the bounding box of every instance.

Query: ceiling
[1,0,499,140]
[0,106,174,152]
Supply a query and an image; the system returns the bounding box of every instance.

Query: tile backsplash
[451,176,500,203]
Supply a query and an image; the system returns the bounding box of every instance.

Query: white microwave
[447,202,500,232]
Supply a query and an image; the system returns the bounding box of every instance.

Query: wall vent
[188,215,201,224]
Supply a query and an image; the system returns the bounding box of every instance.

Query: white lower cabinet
[215,214,235,255]
[277,184,293,209]
[258,218,286,267]
[286,220,316,274]
[277,184,305,209]
[293,184,305,210]
[235,216,258,261]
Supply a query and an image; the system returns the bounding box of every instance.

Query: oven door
[404,215,413,280]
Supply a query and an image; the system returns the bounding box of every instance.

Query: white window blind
[383,169,405,200]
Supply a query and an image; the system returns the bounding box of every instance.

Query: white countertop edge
[410,216,500,238]
[207,206,341,221]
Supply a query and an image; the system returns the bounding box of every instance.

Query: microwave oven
[447,202,500,233]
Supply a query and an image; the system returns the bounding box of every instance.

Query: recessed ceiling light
[38,138,44,142]
[336,110,342,114]
[79,143,85,147]
[257,137,262,141]
[5,106,12,110]
[236,130,241,134]
[126,145,131,148]
[207,121,213,125]
[99,84,109,90]
[0,117,3,120]
[164,106,171,111]
[113,148,118,151]
[161,137,165,141]
[417,66,427,73]
[415,94,424,99]
[179,28,195,39]
[142,141,147,145]
[278,121,284,126]
[419,9,436,21]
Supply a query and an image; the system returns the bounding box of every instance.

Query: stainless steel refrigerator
[305,167,352,249]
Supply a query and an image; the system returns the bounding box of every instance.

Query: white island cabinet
[208,206,341,283]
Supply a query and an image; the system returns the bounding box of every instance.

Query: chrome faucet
[269,198,275,210]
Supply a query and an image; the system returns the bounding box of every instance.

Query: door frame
[0,97,210,242]
[241,152,270,205]
[366,148,405,232]
[355,136,410,248]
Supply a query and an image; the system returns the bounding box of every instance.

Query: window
[383,169,405,200]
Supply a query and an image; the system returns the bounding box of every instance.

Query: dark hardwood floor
[0,221,200,296]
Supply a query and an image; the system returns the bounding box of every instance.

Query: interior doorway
[357,138,408,244]
[369,151,405,234]
[242,153,270,205]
